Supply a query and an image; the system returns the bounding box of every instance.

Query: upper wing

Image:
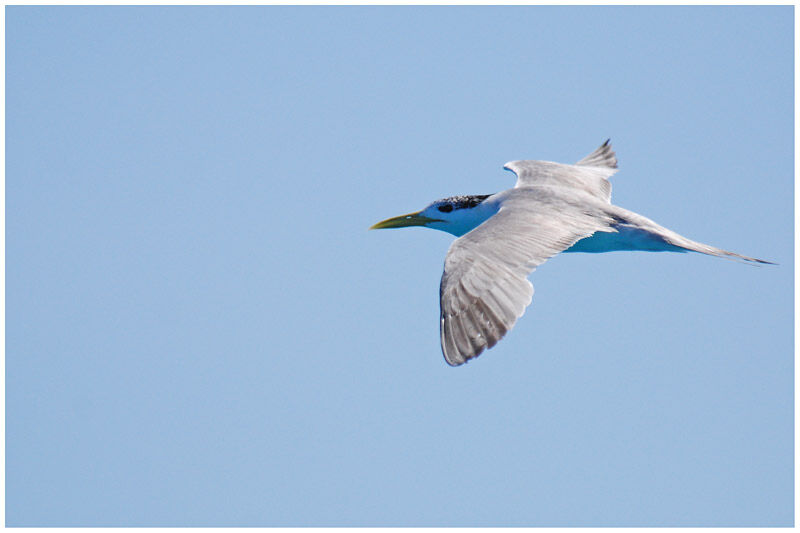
[503,140,619,203]
[439,189,617,365]
[575,138,618,169]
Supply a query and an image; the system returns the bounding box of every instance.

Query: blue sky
[6,6,793,526]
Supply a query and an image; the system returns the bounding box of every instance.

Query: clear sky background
[6,6,793,527]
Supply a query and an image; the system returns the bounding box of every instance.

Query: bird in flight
[370,140,771,366]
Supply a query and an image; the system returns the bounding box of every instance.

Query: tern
[370,140,771,366]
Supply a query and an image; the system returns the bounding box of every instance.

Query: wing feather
[503,140,619,203]
[576,139,618,169]
[439,189,616,365]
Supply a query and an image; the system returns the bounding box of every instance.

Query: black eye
[438,204,453,213]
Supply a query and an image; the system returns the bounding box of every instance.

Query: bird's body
[371,141,770,366]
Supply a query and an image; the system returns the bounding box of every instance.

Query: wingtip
[576,139,618,169]
[442,340,485,366]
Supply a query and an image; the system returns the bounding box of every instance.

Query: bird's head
[370,194,496,237]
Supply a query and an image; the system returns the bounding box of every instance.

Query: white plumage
[371,141,771,366]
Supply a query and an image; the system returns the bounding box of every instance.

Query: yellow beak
[369,211,443,230]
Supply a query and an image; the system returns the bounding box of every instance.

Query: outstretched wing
[503,140,619,203]
[439,189,617,365]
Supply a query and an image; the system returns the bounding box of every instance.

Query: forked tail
[608,207,775,265]
[669,238,774,265]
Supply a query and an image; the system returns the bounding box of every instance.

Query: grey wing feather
[503,141,619,203]
[576,139,618,169]
[439,190,617,365]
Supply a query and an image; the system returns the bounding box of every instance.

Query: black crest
[436,194,492,212]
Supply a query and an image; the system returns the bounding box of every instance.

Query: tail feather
[608,206,774,265]
[669,238,774,266]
